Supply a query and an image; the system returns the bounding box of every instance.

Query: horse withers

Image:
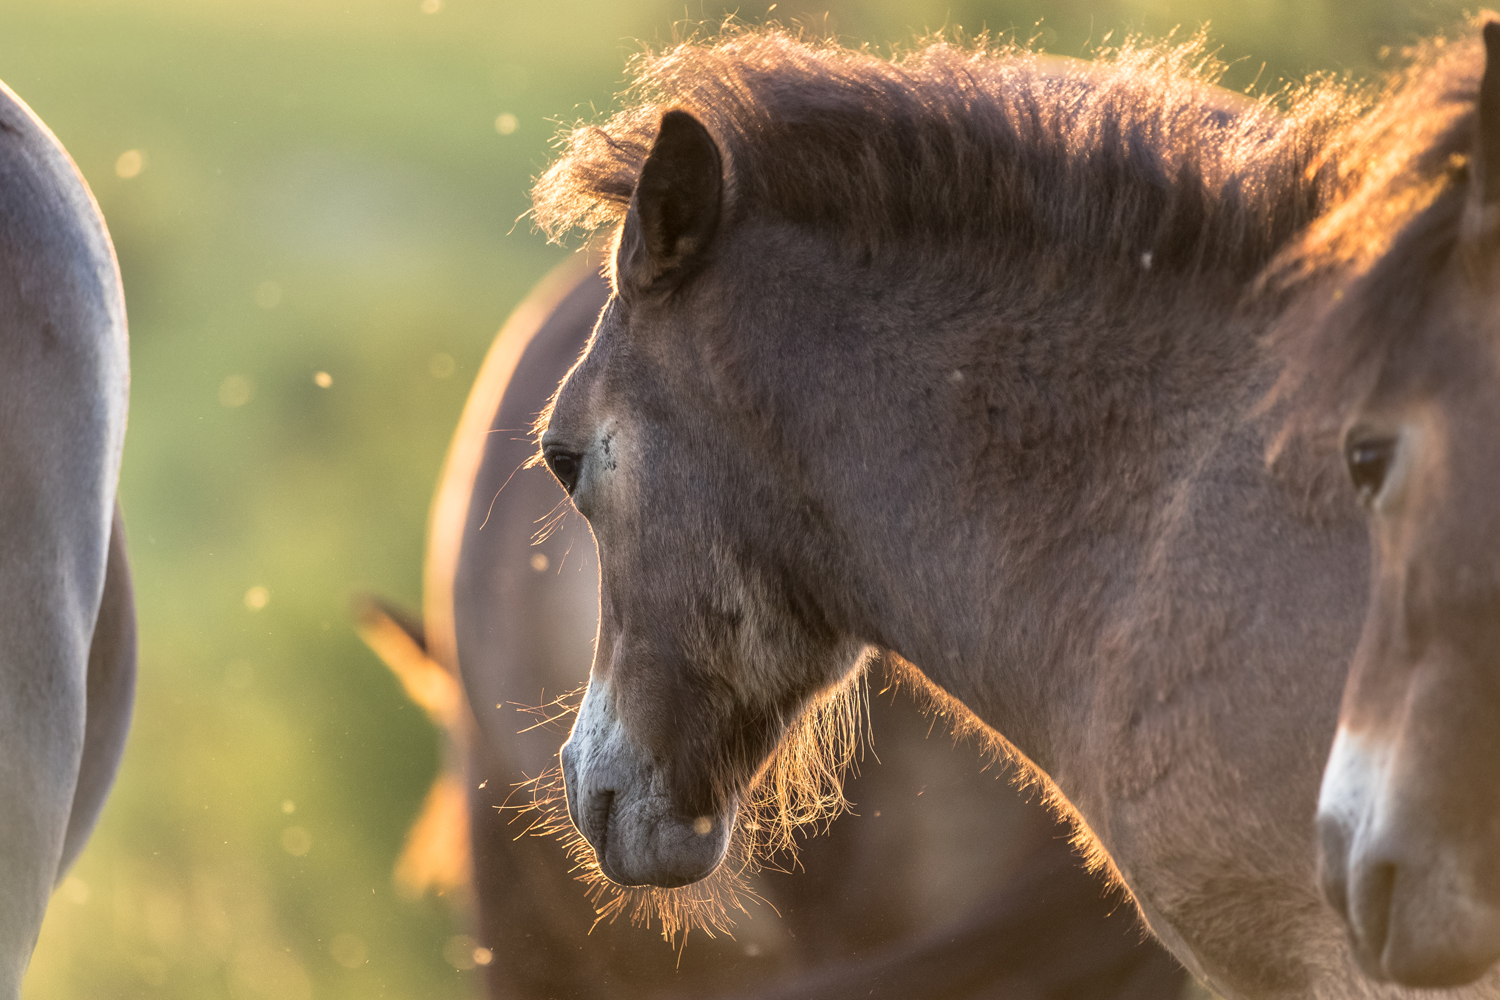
[1270,21,1500,989]
[533,29,1485,1000]
[0,81,133,997]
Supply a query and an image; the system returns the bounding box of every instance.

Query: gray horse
[1265,21,1500,990]
[531,29,1500,1000]
[363,246,1188,997]
[0,82,133,998]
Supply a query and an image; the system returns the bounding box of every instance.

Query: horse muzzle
[1318,728,1500,987]
[560,685,736,888]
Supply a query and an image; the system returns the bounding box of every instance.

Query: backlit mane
[1268,28,1483,421]
[533,26,1355,284]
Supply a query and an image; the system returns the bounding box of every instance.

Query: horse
[360,245,1190,997]
[528,28,1500,1000]
[0,80,134,998]
[1264,21,1500,990]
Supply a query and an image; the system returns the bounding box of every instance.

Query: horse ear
[616,110,723,297]
[1466,19,1500,244]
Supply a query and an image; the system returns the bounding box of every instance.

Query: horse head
[543,112,869,887]
[1314,19,1500,987]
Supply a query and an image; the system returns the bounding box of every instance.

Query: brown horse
[376,245,1190,998]
[1268,21,1500,991]
[530,28,1500,1000]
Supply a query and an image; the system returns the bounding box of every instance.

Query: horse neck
[826,268,1322,771]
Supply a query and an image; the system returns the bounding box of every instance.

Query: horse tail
[354,595,472,903]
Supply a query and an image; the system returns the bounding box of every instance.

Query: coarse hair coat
[534,27,1356,291]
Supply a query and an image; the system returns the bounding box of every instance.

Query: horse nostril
[1317,815,1354,920]
[1350,860,1398,980]
[582,790,615,854]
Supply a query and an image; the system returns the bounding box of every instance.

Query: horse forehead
[552,322,626,424]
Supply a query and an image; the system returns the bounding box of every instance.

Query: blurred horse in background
[361,250,1190,998]
[0,80,134,998]
[1268,21,1500,990]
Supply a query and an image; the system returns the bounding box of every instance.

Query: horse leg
[57,503,135,876]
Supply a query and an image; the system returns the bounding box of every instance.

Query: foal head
[540,111,872,886]
[536,29,1340,890]
[1284,23,1500,987]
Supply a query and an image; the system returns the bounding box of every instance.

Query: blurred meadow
[4,0,1463,996]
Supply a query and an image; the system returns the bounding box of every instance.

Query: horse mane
[532,26,1355,285]
[1266,27,1484,424]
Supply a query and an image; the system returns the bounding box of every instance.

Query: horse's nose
[1342,837,1500,987]
[1344,854,1394,982]
[1319,812,1396,981]
[559,740,630,878]
[1316,812,1353,922]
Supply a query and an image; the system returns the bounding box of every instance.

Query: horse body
[0,80,132,996]
[533,33,1500,1000]
[415,250,1187,997]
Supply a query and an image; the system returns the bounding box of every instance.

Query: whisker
[531,497,575,545]
[503,671,871,945]
[477,457,534,531]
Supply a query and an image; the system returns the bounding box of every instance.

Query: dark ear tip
[657,109,712,143]
[1485,19,1500,53]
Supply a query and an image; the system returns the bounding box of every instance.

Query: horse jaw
[560,677,735,888]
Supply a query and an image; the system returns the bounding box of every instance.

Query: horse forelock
[531,25,1355,286]
[512,664,870,942]
[1267,27,1486,431]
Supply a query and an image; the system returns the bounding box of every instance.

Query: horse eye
[1344,436,1397,505]
[544,448,581,494]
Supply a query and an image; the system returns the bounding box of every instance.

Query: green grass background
[3,0,1461,996]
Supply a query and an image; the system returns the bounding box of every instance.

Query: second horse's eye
[1345,436,1397,505]
[545,449,581,494]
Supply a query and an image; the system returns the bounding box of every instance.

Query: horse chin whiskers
[505,672,870,945]
[511,758,766,943]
